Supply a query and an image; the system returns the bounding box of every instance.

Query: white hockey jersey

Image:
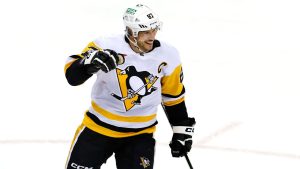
[65,34,185,138]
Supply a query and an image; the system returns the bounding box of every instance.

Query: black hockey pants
[65,125,155,169]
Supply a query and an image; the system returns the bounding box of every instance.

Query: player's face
[137,29,158,52]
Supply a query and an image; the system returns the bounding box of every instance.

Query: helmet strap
[125,33,145,55]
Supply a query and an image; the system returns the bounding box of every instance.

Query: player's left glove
[169,117,196,157]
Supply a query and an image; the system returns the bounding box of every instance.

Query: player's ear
[125,27,133,37]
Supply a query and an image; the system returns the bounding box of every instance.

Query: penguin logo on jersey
[111,66,158,111]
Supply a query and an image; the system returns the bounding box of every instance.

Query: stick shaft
[184,153,194,169]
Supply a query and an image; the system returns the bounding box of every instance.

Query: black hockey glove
[169,117,196,157]
[82,49,124,74]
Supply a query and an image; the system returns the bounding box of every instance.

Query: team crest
[111,66,158,111]
[139,157,151,168]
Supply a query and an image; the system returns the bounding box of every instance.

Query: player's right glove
[169,117,196,157]
[82,49,124,74]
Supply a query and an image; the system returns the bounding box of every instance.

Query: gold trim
[163,97,185,106]
[82,114,156,138]
[65,124,85,168]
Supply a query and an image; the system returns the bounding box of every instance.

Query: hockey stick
[111,78,153,101]
[161,104,194,169]
[184,153,193,169]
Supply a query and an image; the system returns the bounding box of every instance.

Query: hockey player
[64,4,195,169]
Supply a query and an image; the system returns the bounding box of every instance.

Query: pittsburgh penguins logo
[111,66,158,111]
[140,157,151,168]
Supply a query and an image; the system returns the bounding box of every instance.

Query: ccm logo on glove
[185,128,194,133]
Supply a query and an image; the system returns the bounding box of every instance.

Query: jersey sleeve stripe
[162,86,185,98]
[163,96,185,106]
